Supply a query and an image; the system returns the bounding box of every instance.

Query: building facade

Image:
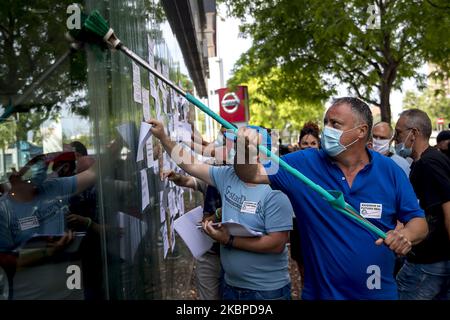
[0,0,217,300]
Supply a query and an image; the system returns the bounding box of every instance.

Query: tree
[221,0,450,123]
[0,0,89,140]
[403,88,450,129]
[229,65,324,134]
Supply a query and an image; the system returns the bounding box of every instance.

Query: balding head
[372,122,393,140]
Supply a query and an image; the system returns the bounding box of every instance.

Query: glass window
[0,0,204,300]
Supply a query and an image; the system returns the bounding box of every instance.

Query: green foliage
[230,66,324,132]
[221,0,450,123]
[0,120,16,150]
[403,88,450,127]
[0,0,89,139]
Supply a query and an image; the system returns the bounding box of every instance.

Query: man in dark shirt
[394,109,450,300]
[436,130,450,159]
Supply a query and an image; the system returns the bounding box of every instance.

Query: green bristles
[84,10,110,38]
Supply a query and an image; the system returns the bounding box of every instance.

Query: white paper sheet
[155,98,161,119]
[116,122,136,152]
[153,157,159,174]
[146,138,154,168]
[132,61,142,103]
[150,79,157,99]
[156,62,163,88]
[177,122,192,142]
[170,220,176,252]
[147,34,155,68]
[178,194,185,216]
[161,87,168,114]
[159,191,166,223]
[136,122,152,162]
[162,63,169,79]
[118,211,148,263]
[140,169,150,211]
[168,189,177,217]
[173,206,214,259]
[161,224,169,259]
[163,152,171,171]
[142,88,150,121]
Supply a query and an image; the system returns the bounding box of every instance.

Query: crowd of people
[0,96,448,301]
[150,96,449,300]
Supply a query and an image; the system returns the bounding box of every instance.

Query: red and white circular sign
[221,92,241,114]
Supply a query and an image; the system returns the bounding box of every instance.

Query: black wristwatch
[225,235,234,249]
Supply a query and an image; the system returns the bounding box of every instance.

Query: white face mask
[372,138,391,155]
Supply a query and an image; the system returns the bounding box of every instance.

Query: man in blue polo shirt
[234,97,428,300]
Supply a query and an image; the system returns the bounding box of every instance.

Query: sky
[216,4,252,83]
[215,3,424,121]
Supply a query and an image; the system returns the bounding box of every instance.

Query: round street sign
[221,92,240,114]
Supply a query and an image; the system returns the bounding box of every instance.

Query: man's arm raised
[234,126,270,185]
[148,119,213,186]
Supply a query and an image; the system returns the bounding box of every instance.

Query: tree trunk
[379,62,398,124]
[379,82,392,124]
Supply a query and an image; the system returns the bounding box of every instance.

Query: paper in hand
[174,206,214,258]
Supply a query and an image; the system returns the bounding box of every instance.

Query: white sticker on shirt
[18,216,40,231]
[360,203,382,219]
[241,201,258,214]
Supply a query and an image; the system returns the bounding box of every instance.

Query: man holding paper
[149,119,294,300]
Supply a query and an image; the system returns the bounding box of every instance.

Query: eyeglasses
[393,127,417,140]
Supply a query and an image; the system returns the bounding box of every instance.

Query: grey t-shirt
[0,176,76,250]
[209,166,293,291]
[0,176,81,300]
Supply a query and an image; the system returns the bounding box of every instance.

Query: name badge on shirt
[360,203,382,219]
[18,216,40,231]
[241,201,258,214]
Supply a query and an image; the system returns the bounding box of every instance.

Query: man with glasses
[394,109,450,300]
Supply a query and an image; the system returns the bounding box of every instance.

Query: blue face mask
[394,130,413,158]
[29,160,48,186]
[321,126,360,157]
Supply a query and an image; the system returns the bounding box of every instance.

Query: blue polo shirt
[267,148,424,300]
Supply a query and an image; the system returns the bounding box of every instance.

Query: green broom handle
[185,93,387,239]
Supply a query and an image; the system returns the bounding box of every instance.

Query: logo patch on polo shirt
[360,203,382,219]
